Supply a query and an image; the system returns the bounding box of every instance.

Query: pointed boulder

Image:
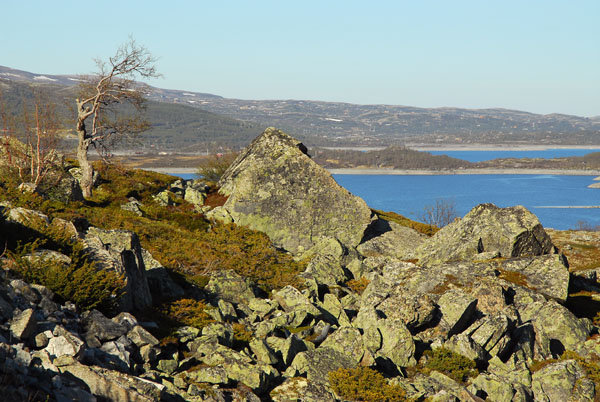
[218,128,373,255]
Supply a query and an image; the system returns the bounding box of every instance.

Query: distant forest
[312,146,600,171]
[311,146,473,169]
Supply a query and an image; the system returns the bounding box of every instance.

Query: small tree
[421,198,458,228]
[75,38,159,198]
[0,91,61,189]
[197,152,239,182]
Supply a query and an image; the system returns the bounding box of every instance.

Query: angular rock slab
[218,127,373,255]
[416,203,555,266]
[84,227,152,311]
[500,254,570,302]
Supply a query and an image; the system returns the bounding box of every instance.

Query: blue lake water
[178,148,600,230]
[333,174,600,230]
[428,148,599,162]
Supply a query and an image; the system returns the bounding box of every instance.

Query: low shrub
[328,367,407,402]
[232,323,253,349]
[421,347,477,383]
[196,152,239,183]
[159,298,214,330]
[346,277,370,295]
[7,241,126,313]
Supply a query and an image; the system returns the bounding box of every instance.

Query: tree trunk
[76,105,94,199]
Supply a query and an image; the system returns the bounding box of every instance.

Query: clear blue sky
[2,1,599,116]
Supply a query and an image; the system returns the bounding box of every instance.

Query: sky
[2,1,599,116]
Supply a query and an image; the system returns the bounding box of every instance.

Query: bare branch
[75,38,159,198]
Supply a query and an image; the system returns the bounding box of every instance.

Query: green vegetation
[328,367,407,402]
[0,161,306,323]
[196,152,239,182]
[7,241,126,313]
[158,298,214,330]
[420,347,478,383]
[314,146,473,170]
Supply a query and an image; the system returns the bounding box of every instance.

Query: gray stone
[320,326,364,365]
[519,300,592,359]
[358,221,426,260]
[10,308,37,340]
[500,254,570,302]
[205,269,256,304]
[273,285,320,316]
[141,249,185,301]
[185,365,229,384]
[437,289,478,337]
[271,377,336,402]
[83,310,128,344]
[46,334,84,358]
[121,199,143,216]
[442,334,488,364]
[84,227,152,311]
[127,325,159,347]
[249,338,279,365]
[152,190,176,206]
[416,203,555,266]
[184,186,206,207]
[467,314,513,358]
[204,206,233,224]
[290,347,356,386]
[59,362,163,402]
[218,128,373,255]
[532,359,594,402]
[303,254,347,286]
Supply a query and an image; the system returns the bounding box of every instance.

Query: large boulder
[218,127,373,255]
[416,203,555,266]
[84,228,152,311]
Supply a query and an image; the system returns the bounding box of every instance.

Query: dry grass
[547,229,600,272]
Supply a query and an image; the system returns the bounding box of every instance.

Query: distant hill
[0,69,264,152]
[1,65,599,149]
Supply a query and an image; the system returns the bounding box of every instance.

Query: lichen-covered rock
[358,221,426,260]
[290,347,356,386]
[272,285,321,316]
[84,228,152,311]
[416,203,555,266]
[10,308,37,340]
[320,326,364,365]
[58,360,165,402]
[270,377,336,402]
[437,289,478,337]
[218,127,373,255]
[303,254,347,286]
[466,314,514,358]
[500,254,570,302]
[518,300,592,359]
[531,359,595,402]
[141,249,185,301]
[205,269,256,305]
[45,173,84,203]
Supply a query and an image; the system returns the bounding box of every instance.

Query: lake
[333,174,600,230]
[178,149,600,230]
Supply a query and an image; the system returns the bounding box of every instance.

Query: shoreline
[406,144,600,152]
[141,167,600,176]
[327,168,600,176]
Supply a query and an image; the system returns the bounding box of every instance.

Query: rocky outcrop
[84,228,152,311]
[218,127,373,255]
[416,203,555,266]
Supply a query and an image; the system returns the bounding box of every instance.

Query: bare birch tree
[76,39,159,198]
